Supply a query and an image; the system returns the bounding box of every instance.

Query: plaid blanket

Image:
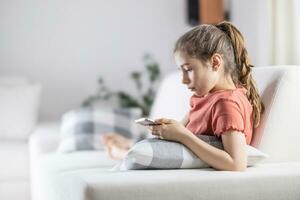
[112,135,268,170]
[57,106,144,153]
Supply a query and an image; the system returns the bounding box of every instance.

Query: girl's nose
[181,73,190,85]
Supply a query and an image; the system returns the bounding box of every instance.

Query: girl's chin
[194,91,208,97]
[193,91,201,96]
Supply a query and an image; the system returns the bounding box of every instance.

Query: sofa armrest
[29,122,61,159]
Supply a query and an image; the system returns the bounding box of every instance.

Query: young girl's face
[174,52,219,97]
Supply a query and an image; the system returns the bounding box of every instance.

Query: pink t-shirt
[185,86,253,145]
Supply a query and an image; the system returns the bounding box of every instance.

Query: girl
[102,21,264,171]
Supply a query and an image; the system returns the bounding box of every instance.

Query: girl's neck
[210,75,237,93]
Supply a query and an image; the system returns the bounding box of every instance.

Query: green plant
[81,77,112,107]
[82,54,161,116]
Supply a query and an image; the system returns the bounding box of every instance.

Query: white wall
[0,0,269,121]
[231,0,270,66]
[0,0,190,121]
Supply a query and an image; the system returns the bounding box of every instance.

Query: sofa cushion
[48,162,300,200]
[0,78,41,140]
[114,136,268,170]
[57,107,143,153]
[29,122,119,200]
[29,122,61,159]
[30,151,118,200]
[37,151,118,173]
[0,141,29,181]
[30,122,118,173]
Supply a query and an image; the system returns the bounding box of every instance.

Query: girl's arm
[180,129,247,171]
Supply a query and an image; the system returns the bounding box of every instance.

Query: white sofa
[29,65,300,200]
[0,78,41,200]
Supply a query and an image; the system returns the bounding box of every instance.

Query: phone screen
[135,118,161,126]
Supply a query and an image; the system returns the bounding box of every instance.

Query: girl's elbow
[231,165,246,172]
[231,161,247,171]
[216,161,246,171]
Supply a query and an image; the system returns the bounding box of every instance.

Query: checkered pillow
[57,106,143,153]
[113,135,268,170]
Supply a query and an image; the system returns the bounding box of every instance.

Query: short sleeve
[212,99,245,137]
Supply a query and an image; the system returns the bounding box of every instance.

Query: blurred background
[0,0,299,121]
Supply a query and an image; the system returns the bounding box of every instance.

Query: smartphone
[135,118,162,126]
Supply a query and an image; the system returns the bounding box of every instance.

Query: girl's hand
[149,118,191,142]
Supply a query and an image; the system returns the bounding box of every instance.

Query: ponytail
[215,21,264,128]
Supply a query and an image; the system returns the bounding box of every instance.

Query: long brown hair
[174,21,264,128]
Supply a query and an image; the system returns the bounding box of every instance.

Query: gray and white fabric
[113,135,268,170]
[57,106,144,153]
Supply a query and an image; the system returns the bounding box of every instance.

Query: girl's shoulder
[192,85,247,101]
[211,86,252,112]
[213,86,248,101]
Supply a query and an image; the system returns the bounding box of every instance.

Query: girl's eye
[177,66,193,75]
[182,66,192,72]
[184,68,193,74]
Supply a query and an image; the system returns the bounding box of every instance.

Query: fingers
[144,118,172,133]
[150,125,159,135]
[145,125,154,132]
[155,118,173,124]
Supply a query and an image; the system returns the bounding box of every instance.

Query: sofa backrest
[149,72,192,121]
[252,66,300,162]
[150,65,300,163]
[0,77,41,140]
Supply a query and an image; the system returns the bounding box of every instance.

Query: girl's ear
[211,54,222,71]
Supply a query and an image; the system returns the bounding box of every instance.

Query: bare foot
[101,133,134,160]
